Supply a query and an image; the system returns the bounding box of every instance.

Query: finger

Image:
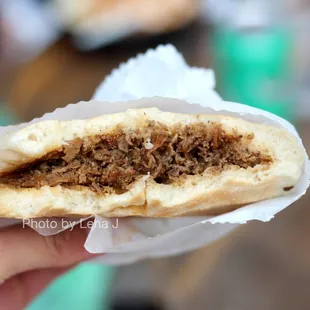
[0,266,71,310]
[0,221,93,282]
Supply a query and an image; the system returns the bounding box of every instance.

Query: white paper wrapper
[0,45,309,265]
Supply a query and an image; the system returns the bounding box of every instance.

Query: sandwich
[0,105,304,218]
[53,0,199,48]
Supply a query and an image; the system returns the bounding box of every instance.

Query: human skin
[0,222,96,310]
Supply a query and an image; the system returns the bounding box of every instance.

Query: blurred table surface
[2,23,310,310]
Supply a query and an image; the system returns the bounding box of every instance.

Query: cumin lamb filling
[0,122,272,193]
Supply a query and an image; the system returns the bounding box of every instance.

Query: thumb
[0,221,93,283]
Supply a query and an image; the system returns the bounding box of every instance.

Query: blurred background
[1,0,310,309]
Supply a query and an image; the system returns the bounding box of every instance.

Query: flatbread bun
[0,106,304,219]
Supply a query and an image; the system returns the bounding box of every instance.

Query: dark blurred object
[111,297,164,310]
[52,0,199,50]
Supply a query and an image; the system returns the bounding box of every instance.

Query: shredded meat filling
[0,122,272,193]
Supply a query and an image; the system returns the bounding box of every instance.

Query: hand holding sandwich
[0,223,94,309]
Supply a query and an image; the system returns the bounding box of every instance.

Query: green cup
[211,26,295,122]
